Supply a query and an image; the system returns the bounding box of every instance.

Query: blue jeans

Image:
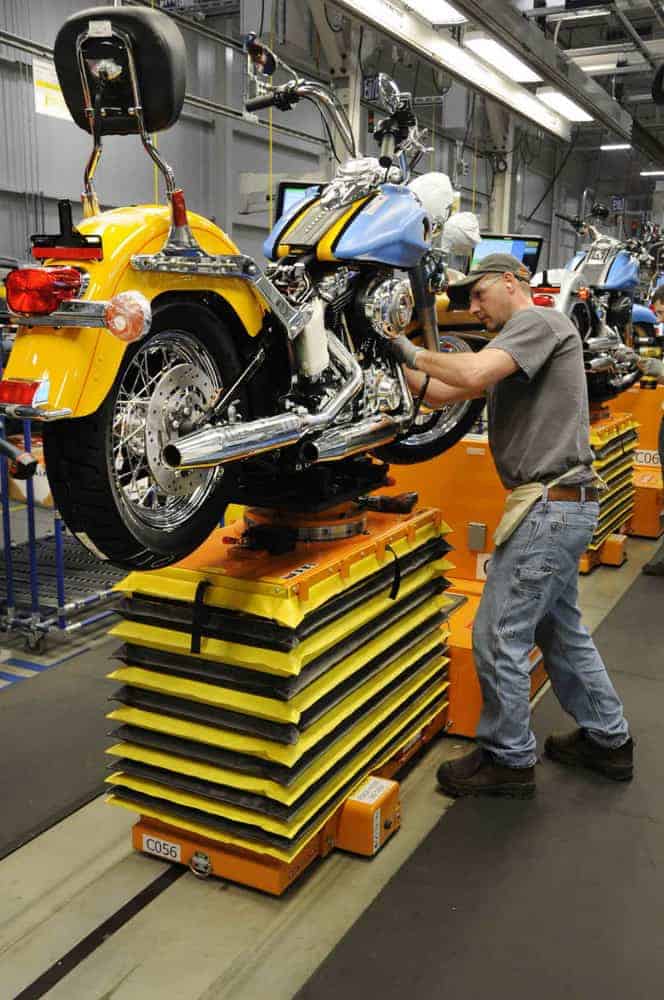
[473,498,630,767]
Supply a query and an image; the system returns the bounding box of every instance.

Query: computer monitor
[275,181,324,220]
[471,234,544,276]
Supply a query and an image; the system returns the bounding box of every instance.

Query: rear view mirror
[591,203,610,220]
[377,73,400,114]
[244,33,277,77]
[652,63,664,105]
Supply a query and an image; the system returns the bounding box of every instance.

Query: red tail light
[5,266,82,316]
[0,379,43,406]
[532,293,555,307]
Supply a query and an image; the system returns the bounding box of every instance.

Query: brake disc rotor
[145,363,218,496]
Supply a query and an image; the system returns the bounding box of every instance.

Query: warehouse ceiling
[520,1,664,157]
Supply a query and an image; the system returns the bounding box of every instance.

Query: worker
[386,253,633,798]
[639,284,664,575]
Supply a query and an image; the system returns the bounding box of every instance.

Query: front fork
[409,264,440,353]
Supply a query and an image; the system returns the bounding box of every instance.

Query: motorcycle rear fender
[3,205,265,418]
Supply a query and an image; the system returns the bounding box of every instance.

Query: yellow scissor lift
[579,410,639,573]
[105,504,456,894]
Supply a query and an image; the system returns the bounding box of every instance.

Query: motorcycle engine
[357,275,415,338]
[607,294,632,334]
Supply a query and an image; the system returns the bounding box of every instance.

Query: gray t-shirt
[485,306,594,489]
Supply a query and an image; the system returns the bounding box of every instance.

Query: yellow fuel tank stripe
[110,563,450,677]
[107,651,447,766]
[106,687,448,861]
[315,197,372,262]
[107,681,449,840]
[107,624,448,726]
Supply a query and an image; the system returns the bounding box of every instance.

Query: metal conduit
[0,29,329,150]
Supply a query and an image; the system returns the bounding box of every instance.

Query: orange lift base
[579,530,629,574]
[444,580,547,738]
[131,709,448,896]
[626,466,664,539]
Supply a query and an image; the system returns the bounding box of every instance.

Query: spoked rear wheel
[44,302,246,569]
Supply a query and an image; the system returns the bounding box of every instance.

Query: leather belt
[547,485,599,503]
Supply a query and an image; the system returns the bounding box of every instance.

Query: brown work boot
[436,746,536,799]
[643,541,664,576]
[545,728,634,781]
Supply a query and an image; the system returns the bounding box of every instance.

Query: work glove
[385,334,422,370]
[637,355,664,379]
[613,344,639,365]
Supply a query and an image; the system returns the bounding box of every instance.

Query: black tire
[375,335,486,465]
[44,302,246,570]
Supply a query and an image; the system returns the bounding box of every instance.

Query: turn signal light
[104,291,151,343]
[532,293,555,307]
[0,379,42,406]
[5,266,82,315]
[577,287,591,301]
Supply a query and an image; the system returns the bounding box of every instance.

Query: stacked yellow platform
[105,508,453,864]
[588,412,639,551]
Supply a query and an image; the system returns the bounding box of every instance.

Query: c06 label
[142,834,181,862]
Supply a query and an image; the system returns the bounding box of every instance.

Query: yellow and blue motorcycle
[0,6,484,568]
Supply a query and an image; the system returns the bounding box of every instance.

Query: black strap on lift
[385,544,401,601]
[190,580,212,655]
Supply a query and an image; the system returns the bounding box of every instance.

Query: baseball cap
[448,252,532,294]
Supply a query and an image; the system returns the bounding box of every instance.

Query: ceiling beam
[448,0,633,138]
[325,0,573,139]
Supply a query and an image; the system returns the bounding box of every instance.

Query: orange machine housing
[445,580,548,738]
[387,433,507,582]
[335,777,401,857]
[608,385,663,539]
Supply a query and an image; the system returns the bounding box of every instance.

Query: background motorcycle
[532,205,646,402]
[0,6,482,569]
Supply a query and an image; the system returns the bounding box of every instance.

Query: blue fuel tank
[333,184,430,269]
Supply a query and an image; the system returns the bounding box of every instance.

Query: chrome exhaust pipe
[610,370,641,391]
[301,415,400,463]
[164,334,363,470]
[588,355,615,373]
[586,335,619,353]
[301,362,415,463]
[163,412,304,468]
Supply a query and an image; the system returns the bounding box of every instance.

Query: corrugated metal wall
[0,0,589,269]
[0,0,330,263]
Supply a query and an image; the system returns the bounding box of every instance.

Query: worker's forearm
[414,348,483,391]
[405,368,482,405]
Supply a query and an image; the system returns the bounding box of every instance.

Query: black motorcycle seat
[54,5,186,136]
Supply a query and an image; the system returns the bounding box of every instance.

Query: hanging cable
[304,97,342,164]
[258,0,265,36]
[523,128,580,224]
[324,3,343,32]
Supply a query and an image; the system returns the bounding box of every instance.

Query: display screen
[471,234,544,275]
[276,182,324,220]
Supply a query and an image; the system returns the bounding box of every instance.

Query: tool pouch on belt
[493,465,589,548]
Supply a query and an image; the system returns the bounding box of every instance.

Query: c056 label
[142,834,181,862]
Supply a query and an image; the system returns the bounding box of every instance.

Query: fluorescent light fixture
[329,1,572,140]
[536,87,594,123]
[641,170,664,176]
[405,1,466,24]
[548,6,611,21]
[600,143,631,151]
[463,34,542,84]
[580,62,618,74]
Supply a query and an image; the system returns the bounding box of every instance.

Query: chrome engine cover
[362,276,415,338]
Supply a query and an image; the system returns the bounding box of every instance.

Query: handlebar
[245,92,278,112]
[555,212,580,227]
[379,133,396,168]
[245,76,357,159]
